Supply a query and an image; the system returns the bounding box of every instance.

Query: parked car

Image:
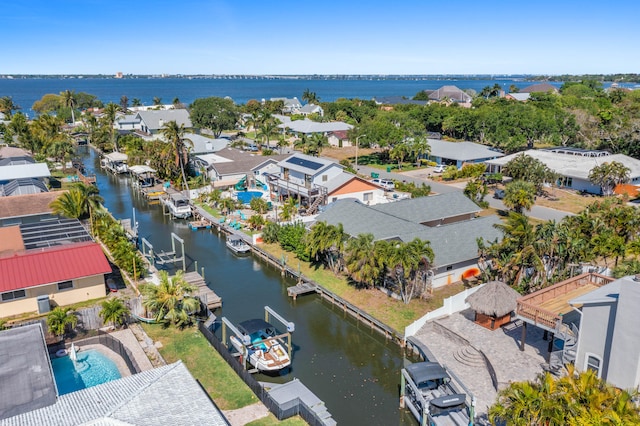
[244,144,259,152]
[433,164,446,173]
[372,178,395,191]
[494,189,505,199]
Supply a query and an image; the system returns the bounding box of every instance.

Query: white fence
[404,285,485,338]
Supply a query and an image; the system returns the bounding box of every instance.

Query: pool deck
[111,328,155,371]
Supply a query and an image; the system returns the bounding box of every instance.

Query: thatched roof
[465,281,521,317]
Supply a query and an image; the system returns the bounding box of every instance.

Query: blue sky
[2,0,639,75]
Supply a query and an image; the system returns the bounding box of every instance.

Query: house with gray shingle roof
[427,139,504,169]
[315,195,502,287]
[270,97,302,114]
[298,103,324,116]
[135,109,193,136]
[278,119,353,135]
[519,82,559,94]
[196,147,288,188]
[0,324,228,425]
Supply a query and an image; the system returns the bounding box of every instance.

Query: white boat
[229,319,291,372]
[161,193,192,219]
[226,236,251,254]
[100,152,129,174]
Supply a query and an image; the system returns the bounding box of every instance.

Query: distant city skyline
[2,1,639,75]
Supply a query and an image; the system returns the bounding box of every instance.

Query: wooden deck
[287,282,317,300]
[183,271,222,309]
[516,272,613,331]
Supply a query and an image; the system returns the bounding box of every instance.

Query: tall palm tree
[47,138,75,172]
[47,307,78,340]
[302,89,319,104]
[103,102,119,151]
[160,120,193,192]
[307,222,346,274]
[62,90,77,124]
[50,183,103,220]
[119,95,129,112]
[132,98,142,107]
[141,270,201,327]
[345,233,383,288]
[153,96,162,106]
[589,161,631,196]
[256,116,281,149]
[386,238,434,303]
[503,180,536,213]
[99,298,130,328]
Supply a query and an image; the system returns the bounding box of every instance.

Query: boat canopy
[430,393,467,409]
[104,152,128,162]
[238,319,277,336]
[128,165,156,175]
[405,362,449,386]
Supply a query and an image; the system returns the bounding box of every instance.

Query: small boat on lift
[226,235,251,255]
[161,193,192,219]
[230,319,292,372]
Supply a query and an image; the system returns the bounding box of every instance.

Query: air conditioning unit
[37,295,50,314]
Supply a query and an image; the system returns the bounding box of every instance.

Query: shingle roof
[1,362,228,426]
[201,148,288,177]
[371,192,480,223]
[0,191,64,218]
[316,199,502,267]
[427,139,504,162]
[506,93,531,101]
[185,133,230,154]
[136,109,192,131]
[0,147,30,159]
[277,153,336,176]
[427,85,472,103]
[519,83,559,94]
[0,242,111,292]
[298,104,323,114]
[373,96,428,106]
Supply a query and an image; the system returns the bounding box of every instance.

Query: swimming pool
[51,349,122,395]
[236,191,265,205]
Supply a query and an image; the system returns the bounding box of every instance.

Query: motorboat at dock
[160,192,192,219]
[226,235,251,254]
[229,319,292,373]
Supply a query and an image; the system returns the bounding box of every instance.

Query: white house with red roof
[0,241,111,318]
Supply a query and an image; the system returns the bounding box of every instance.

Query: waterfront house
[115,113,141,131]
[427,139,504,169]
[568,275,640,390]
[0,324,229,425]
[485,148,640,194]
[134,109,193,137]
[0,241,111,318]
[0,155,50,197]
[315,192,502,287]
[276,115,353,136]
[195,147,288,188]
[519,82,559,94]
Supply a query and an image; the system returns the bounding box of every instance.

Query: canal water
[79,147,416,425]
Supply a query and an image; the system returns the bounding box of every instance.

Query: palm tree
[132,98,142,107]
[50,183,103,220]
[99,298,130,328]
[47,138,75,172]
[279,197,298,222]
[345,233,384,288]
[47,307,78,340]
[153,96,162,106]
[0,96,20,118]
[120,95,129,112]
[302,89,319,104]
[141,270,201,327]
[503,180,536,213]
[256,116,281,149]
[220,197,238,216]
[161,120,193,192]
[589,161,631,196]
[307,221,346,274]
[249,197,268,214]
[62,90,77,124]
[103,102,119,151]
[247,214,265,230]
[386,238,434,303]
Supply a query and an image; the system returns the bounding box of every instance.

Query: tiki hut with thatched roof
[465,281,521,330]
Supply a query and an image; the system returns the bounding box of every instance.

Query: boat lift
[141,232,186,271]
[221,306,295,371]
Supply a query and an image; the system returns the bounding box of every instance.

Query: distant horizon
[1,73,638,78]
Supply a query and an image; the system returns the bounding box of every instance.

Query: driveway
[355,165,573,221]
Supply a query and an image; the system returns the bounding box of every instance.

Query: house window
[585,354,601,377]
[322,174,328,182]
[363,192,373,202]
[57,280,74,291]
[1,289,26,302]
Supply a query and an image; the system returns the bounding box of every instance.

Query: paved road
[355,164,573,221]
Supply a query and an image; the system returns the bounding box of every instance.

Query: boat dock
[287,282,317,300]
[265,379,336,426]
[183,271,222,309]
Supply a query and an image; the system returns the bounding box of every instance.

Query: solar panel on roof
[285,157,324,171]
[18,218,92,249]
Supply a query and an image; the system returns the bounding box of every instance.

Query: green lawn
[141,323,257,410]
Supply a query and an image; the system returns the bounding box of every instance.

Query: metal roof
[0,241,111,293]
[128,165,156,175]
[278,119,353,134]
[0,163,50,181]
[103,152,128,162]
[0,324,57,420]
[486,150,640,180]
[427,139,504,162]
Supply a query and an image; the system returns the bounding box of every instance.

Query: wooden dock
[183,271,222,309]
[189,219,212,230]
[287,282,317,300]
